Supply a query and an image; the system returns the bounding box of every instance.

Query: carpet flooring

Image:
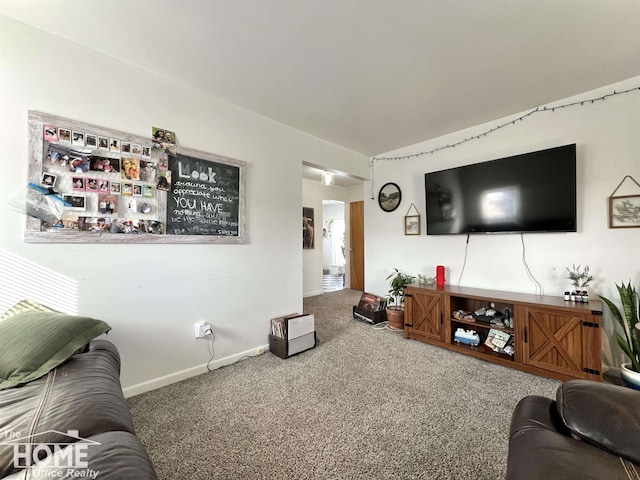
[128,289,560,479]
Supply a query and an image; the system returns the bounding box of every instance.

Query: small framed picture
[62,193,86,211]
[98,194,118,214]
[378,182,402,212]
[609,195,640,228]
[141,146,151,158]
[72,177,85,191]
[121,158,140,181]
[121,142,131,154]
[85,134,97,148]
[139,202,152,214]
[43,125,58,142]
[40,172,57,188]
[142,185,154,198]
[133,184,142,196]
[139,160,157,183]
[72,131,85,146]
[98,179,110,193]
[404,215,420,235]
[157,171,171,191]
[131,144,141,156]
[303,207,314,249]
[89,156,119,173]
[158,154,168,171]
[109,138,121,153]
[152,127,177,155]
[110,181,121,195]
[58,128,71,143]
[98,136,109,149]
[86,178,99,192]
[122,182,133,196]
[126,198,137,213]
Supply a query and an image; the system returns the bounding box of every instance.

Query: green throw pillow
[0,310,111,390]
[0,298,58,321]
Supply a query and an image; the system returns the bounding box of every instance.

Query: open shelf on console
[449,341,516,363]
[451,316,514,334]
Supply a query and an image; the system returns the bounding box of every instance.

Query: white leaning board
[287,314,315,339]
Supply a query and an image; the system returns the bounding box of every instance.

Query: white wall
[364,77,640,369]
[302,179,364,296]
[0,16,368,395]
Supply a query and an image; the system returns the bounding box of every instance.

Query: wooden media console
[403,284,603,382]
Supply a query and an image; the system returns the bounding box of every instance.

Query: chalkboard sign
[167,150,243,237]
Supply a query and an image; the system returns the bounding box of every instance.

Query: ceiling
[2,0,640,162]
[302,164,363,188]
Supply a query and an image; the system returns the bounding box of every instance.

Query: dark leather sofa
[507,379,640,480]
[0,340,156,479]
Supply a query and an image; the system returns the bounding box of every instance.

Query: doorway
[322,200,346,292]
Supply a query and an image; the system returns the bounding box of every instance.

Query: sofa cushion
[0,340,155,479]
[0,310,111,390]
[556,379,640,465]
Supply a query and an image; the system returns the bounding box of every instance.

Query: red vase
[436,265,446,287]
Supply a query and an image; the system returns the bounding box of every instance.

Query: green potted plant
[566,264,594,291]
[385,268,416,330]
[600,282,640,388]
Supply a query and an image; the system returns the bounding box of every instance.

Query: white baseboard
[123,343,270,398]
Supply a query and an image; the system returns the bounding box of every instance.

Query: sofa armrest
[557,379,640,464]
[509,395,570,440]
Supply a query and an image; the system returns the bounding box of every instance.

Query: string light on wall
[371,85,640,163]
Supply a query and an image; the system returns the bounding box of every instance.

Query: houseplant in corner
[385,268,416,330]
[601,282,640,389]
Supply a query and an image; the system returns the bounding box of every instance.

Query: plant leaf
[616,332,635,364]
[618,282,640,367]
[601,294,630,345]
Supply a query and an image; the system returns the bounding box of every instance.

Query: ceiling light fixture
[321,171,335,186]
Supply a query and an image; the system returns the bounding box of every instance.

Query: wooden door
[404,289,443,343]
[349,201,364,291]
[521,307,601,380]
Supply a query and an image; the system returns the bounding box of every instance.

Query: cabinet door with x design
[404,288,444,343]
[520,306,601,381]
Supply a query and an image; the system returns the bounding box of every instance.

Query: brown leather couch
[507,379,640,480]
[0,340,156,479]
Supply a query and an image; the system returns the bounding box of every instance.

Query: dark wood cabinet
[403,284,603,382]
[404,289,443,343]
[520,306,602,381]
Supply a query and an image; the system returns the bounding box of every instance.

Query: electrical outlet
[194,321,211,338]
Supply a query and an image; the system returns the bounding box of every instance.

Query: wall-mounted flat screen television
[425,144,577,235]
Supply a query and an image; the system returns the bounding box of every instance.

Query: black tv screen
[425,144,577,235]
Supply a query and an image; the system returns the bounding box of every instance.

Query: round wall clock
[378,182,402,212]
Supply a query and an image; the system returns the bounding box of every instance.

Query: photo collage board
[24,111,247,244]
[40,121,173,235]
